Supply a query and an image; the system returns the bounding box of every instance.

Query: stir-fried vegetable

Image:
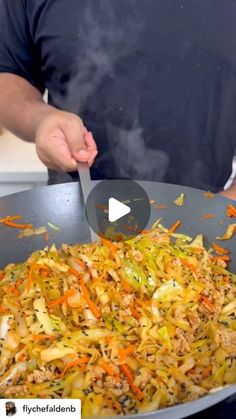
[216,223,236,240]
[211,243,229,255]
[19,226,48,238]
[0,215,32,229]
[173,193,185,207]
[0,214,60,240]
[203,191,215,199]
[226,204,236,218]
[0,225,235,417]
[202,214,216,219]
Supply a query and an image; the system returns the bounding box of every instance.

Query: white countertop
[0,130,47,182]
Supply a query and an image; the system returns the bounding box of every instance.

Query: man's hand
[0,74,98,171]
[35,110,98,171]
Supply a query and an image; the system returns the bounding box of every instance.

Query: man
[0,0,235,199]
[5,401,17,416]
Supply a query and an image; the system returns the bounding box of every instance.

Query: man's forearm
[0,73,55,142]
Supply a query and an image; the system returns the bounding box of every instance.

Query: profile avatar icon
[5,401,17,416]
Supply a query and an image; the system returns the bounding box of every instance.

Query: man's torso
[25,0,236,190]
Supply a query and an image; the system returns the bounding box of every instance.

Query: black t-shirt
[0,0,236,191]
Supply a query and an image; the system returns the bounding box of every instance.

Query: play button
[108,198,131,222]
[85,179,151,241]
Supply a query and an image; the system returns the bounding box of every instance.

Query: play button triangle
[108,197,131,222]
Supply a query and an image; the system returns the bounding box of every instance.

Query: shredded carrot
[210,255,230,262]
[130,306,141,320]
[113,401,122,412]
[203,191,214,199]
[201,295,214,311]
[38,393,47,398]
[76,259,86,270]
[122,224,139,232]
[212,242,229,255]
[120,363,135,382]
[68,267,81,277]
[96,204,108,210]
[120,277,133,293]
[60,357,90,378]
[192,247,204,253]
[187,367,196,376]
[31,334,57,341]
[226,204,236,217]
[104,336,113,344]
[39,268,51,278]
[179,257,196,272]
[0,272,5,280]
[202,214,216,219]
[101,237,117,256]
[39,264,51,272]
[18,353,27,361]
[32,263,50,271]
[15,278,24,286]
[5,284,20,296]
[141,299,151,307]
[4,220,33,229]
[141,229,151,234]
[119,345,136,362]
[114,234,125,241]
[202,365,212,378]
[101,362,118,378]
[155,204,168,209]
[79,276,101,318]
[166,220,181,237]
[13,287,20,296]
[27,263,50,291]
[0,305,9,313]
[222,275,229,284]
[228,204,236,216]
[44,232,49,241]
[34,265,50,279]
[48,289,77,307]
[120,364,144,400]
[0,215,22,223]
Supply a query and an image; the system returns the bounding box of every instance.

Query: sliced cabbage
[33,296,55,335]
[216,224,236,240]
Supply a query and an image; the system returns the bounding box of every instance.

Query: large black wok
[0,181,235,418]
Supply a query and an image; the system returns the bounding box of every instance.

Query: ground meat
[119,309,132,319]
[90,366,105,382]
[2,385,28,396]
[105,376,129,396]
[187,371,203,384]
[147,355,156,362]
[174,307,185,321]
[173,328,192,354]
[218,330,236,355]
[27,367,56,384]
[173,328,195,354]
[122,294,134,307]
[187,311,200,329]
